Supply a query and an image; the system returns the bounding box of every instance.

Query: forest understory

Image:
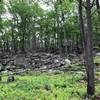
[1,0,100,99]
[0,51,100,100]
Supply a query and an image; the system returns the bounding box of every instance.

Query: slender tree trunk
[32,34,36,52]
[20,26,25,53]
[55,1,63,54]
[78,0,85,51]
[6,38,9,52]
[11,24,16,53]
[86,0,95,96]
[79,0,95,96]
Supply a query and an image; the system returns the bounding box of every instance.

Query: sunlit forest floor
[0,52,100,100]
[0,71,100,100]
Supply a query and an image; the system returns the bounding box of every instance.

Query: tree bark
[78,0,85,51]
[86,0,95,96]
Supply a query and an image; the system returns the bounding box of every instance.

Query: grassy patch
[0,72,100,100]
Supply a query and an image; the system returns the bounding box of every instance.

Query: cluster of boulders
[0,52,72,82]
[0,52,71,73]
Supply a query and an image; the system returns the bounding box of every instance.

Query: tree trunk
[78,0,85,51]
[86,0,95,96]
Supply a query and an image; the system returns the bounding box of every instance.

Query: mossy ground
[0,71,100,100]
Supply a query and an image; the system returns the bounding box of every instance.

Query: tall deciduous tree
[85,0,95,96]
[78,0,95,96]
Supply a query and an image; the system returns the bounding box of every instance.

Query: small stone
[54,59,59,63]
[65,59,71,64]
[7,75,15,83]
[48,69,53,73]
[79,80,85,84]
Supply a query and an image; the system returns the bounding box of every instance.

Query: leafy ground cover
[0,71,100,100]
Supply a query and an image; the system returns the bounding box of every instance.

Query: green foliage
[0,0,100,51]
[0,72,100,100]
